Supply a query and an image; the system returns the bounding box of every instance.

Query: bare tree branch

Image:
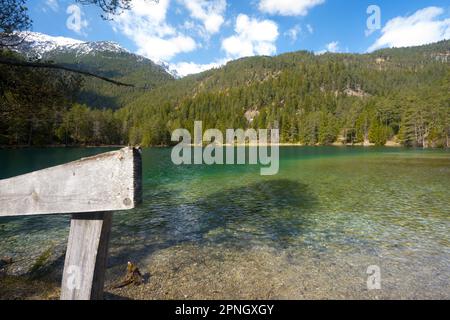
[75,0,159,20]
[0,58,135,87]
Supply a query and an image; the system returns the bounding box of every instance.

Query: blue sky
[29,0,450,76]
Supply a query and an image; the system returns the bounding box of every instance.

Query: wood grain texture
[0,147,142,217]
[60,212,113,300]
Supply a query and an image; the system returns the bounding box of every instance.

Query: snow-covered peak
[8,31,174,79]
[12,32,83,56]
[65,41,130,56]
[18,31,84,46]
[11,31,129,58]
[158,61,181,79]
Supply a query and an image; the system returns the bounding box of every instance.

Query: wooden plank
[0,147,142,217]
[60,212,113,300]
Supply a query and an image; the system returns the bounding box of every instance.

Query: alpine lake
[0,146,449,299]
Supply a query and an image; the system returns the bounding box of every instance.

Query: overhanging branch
[0,58,135,87]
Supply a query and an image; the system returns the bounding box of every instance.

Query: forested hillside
[1,40,449,147]
[0,33,174,146]
[9,32,175,109]
[119,40,450,148]
[42,47,173,109]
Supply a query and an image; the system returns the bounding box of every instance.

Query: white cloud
[112,0,197,62]
[316,41,340,55]
[285,24,301,42]
[326,41,339,52]
[259,0,325,16]
[179,0,227,35]
[306,24,314,34]
[368,7,450,52]
[222,14,279,59]
[66,4,88,35]
[137,35,197,62]
[46,0,59,12]
[170,58,228,77]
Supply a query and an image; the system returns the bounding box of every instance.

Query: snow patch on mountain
[158,61,181,79]
[9,31,183,78]
[11,32,130,58]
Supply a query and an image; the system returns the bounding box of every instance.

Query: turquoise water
[0,147,449,299]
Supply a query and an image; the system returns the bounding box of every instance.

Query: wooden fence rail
[0,147,142,300]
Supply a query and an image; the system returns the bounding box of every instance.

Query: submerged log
[113,261,144,289]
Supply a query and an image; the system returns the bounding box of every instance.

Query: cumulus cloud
[170,58,228,77]
[179,0,227,35]
[112,0,197,62]
[222,14,279,59]
[259,0,325,16]
[66,4,88,35]
[326,41,339,52]
[137,35,197,62]
[316,41,340,55]
[368,6,450,52]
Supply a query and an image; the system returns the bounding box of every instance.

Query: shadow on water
[109,179,317,268]
[1,178,317,295]
[196,179,316,245]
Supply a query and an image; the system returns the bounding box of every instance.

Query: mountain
[120,40,449,147]
[10,32,174,109]
[2,33,449,148]
[10,32,85,57]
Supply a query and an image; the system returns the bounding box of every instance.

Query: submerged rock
[0,257,13,272]
[1,257,13,265]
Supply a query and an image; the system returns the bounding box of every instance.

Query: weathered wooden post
[0,147,142,300]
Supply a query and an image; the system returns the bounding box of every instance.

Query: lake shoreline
[1,143,443,149]
[0,144,127,149]
[2,241,449,300]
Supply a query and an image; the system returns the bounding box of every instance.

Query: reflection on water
[0,147,449,299]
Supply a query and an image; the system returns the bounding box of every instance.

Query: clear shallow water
[0,147,449,299]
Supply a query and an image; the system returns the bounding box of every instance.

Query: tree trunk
[28,122,33,146]
[446,131,449,149]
